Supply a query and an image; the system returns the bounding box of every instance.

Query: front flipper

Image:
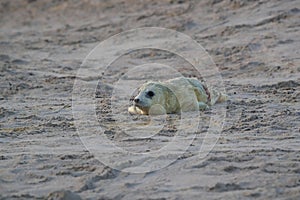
[198,102,209,111]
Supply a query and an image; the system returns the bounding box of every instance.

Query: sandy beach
[0,0,299,199]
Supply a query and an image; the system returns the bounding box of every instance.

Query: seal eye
[146,91,155,98]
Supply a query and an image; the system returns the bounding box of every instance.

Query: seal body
[128,77,227,115]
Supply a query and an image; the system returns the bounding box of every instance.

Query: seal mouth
[132,99,145,107]
[134,101,150,111]
[134,103,148,109]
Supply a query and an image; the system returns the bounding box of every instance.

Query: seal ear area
[156,84,179,112]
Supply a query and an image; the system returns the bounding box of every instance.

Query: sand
[0,0,299,199]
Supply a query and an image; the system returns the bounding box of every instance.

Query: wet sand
[0,0,299,199]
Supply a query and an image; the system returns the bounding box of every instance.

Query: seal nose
[134,98,140,103]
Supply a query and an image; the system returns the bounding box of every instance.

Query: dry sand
[0,0,299,199]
